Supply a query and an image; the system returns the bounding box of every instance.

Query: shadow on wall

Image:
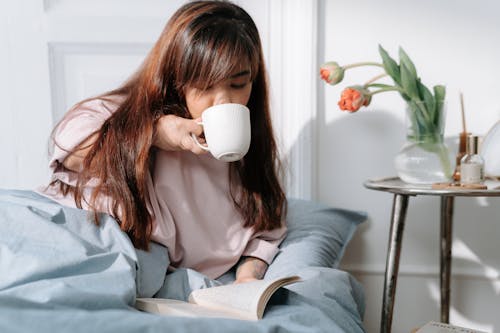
[321,109,405,183]
[284,109,406,266]
[326,110,407,270]
[452,195,500,307]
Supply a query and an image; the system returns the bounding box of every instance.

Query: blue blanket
[0,190,365,333]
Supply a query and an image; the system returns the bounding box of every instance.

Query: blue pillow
[265,198,367,279]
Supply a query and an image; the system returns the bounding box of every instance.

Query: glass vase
[394,105,454,184]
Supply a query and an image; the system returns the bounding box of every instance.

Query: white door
[0,0,188,189]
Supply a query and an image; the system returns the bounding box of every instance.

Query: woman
[39,0,287,283]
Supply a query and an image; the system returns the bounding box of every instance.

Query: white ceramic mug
[191,103,251,162]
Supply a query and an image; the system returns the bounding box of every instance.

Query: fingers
[181,134,208,155]
[155,115,208,155]
[183,118,207,155]
[188,118,204,137]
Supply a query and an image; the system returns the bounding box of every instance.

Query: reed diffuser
[452,92,470,181]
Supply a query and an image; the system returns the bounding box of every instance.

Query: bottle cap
[466,135,480,155]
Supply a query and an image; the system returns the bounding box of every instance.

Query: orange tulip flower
[338,86,371,112]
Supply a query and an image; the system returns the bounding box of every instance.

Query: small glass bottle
[460,135,485,184]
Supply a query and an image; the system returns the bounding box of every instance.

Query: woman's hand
[234,256,268,284]
[154,114,207,154]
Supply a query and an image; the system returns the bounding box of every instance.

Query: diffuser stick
[460,92,467,135]
[453,92,469,181]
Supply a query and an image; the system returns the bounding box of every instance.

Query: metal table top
[364,177,500,197]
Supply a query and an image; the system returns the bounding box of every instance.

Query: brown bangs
[175,17,260,92]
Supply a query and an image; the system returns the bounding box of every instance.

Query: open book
[135,275,300,321]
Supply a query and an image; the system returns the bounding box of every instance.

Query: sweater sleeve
[241,223,287,265]
[49,99,115,173]
[37,98,121,215]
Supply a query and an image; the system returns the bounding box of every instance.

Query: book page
[256,276,300,318]
[188,276,300,320]
[135,298,246,319]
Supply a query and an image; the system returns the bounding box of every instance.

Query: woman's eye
[230,82,249,89]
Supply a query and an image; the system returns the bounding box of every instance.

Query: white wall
[317,0,500,332]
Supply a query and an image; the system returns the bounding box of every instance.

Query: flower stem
[437,144,453,179]
[364,73,388,86]
[343,62,384,70]
[370,86,402,95]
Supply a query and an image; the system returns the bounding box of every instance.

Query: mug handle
[190,122,210,151]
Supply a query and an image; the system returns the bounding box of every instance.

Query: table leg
[381,194,409,333]
[440,196,454,323]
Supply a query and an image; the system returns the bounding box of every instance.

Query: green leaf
[417,80,435,122]
[378,45,401,85]
[407,101,421,138]
[394,87,411,102]
[399,92,411,102]
[407,100,426,139]
[433,85,446,105]
[433,85,446,130]
[399,47,417,79]
[400,63,419,100]
[414,97,432,127]
[408,99,437,140]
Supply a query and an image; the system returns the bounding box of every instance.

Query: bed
[0,189,367,333]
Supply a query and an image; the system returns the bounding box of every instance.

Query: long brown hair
[51,0,287,250]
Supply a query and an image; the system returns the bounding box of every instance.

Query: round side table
[364,177,500,333]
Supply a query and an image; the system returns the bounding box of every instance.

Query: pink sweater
[37,97,286,279]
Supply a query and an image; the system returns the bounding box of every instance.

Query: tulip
[319,61,345,85]
[322,46,447,149]
[337,86,372,112]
